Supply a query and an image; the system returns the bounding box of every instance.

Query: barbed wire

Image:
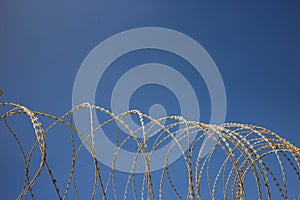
[0,101,299,199]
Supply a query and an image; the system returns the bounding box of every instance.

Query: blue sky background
[0,1,299,199]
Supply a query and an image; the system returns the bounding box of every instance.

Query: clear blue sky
[0,0,299,199]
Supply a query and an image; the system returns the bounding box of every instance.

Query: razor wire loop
[0,102,299,200]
